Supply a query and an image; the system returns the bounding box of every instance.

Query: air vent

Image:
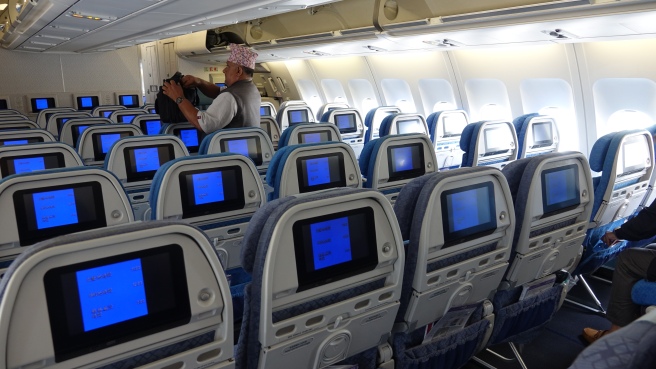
[441,0,592,23]
[341,26,378,36]
[383,19,431,31]
[274,32,335,44]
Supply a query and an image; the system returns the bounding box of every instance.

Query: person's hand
[602,231,620,247]
[181,75,201,88]
[162,80,184,101]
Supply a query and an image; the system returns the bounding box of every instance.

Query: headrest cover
[227,43,258,69]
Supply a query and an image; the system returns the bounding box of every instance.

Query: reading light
[423,39,463,48]
[542,29,578,40]
[365,45,387,52]
[303,50,330,56]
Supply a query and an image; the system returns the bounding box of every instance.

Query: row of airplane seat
[0,148,604,368]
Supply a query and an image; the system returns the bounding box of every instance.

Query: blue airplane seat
[236,188,403,369]
[265,142,361,201]
[0,221,234,369]
[358,133,437,204]
[391,166,515,369]
[364,106,401,144]
[459,120,518,169]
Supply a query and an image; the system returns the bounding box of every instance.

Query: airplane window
[432,101,456,112]
[418,79,457,114]
[382,79,416,113]
[607,110,653,134]
[479,103,508,121]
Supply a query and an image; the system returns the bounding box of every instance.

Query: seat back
[92,105,126,118]
[199,127,275,177]
[364,106,402,144]
[316,102,350,120]
[0,109,20,115]
[278,122,342,148]
[638,124,656,211]
[260,116,281,150]
[266,142,361,201]
[513,113,560,158]
[0,222,234,369]
[237,188,404,369]
[150,153,266,270]
[575,129,655,275]
[501,152,593,287]
[77,124,144,166]
[110,108,148,124]
[132,114,163,135]
[45,112,93,138]
[460,121,518,169]
[0,167,133,270]
[427,109,470,170]
[142,103,156,113]
[260,101,277,117]
[276,103,315,131]
[393,167,513,331]
[0,129,55,146]
[359,133,438,204]
[322,108,366,158]
[379,113,429,138]
[37,107,75,128]
[0,142,83,179]
[104,135,189,221]
[0,121,39,130]
[0,114,29,122]
[162,123,206,155]
[59,117,112,148]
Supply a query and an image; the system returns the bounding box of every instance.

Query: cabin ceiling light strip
[69,11,116,22]
[440,0,592,23]
[0,4,6,11]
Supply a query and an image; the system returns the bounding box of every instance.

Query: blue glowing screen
[145,120,162,135]
[33,188,79,230]
[310,217,352,270]
[192,171,225,205]
[305,157,331,186]
[392,146,414,172]
[121,96,135,106]
[35,99,49,110]
[544,169,577,206]
[100,134,121,154]
[303,133,322,143]
[14,156,45,174]
[260,107,266,116]
[80,97,94,108]
[3,140,28,146]
[103,111,112,118]
[120,115,135,124]
[290,111,305,123]
[180,129,199,147]
[77,125,90,135]
[449,187,491,232]
[76,258,148,332]
[134,148,160,172]
[226,139,249,156]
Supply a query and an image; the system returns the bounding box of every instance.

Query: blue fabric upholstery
[632,280,656,306]
[379,114,397,138]
[512,113,539,158]
[568,309,656,369]
[426,111,443,143]
[459,122,485,167]
[278,124,296,148]
[320,111,332,122]
[364,108,378,144]
[358,138,378,183]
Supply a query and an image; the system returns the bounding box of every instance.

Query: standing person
[161,43,261,133]
[581,199,656,343]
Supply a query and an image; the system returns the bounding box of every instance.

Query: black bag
[155,71,200,123]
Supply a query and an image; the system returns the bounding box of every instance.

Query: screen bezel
[440,181,497,248]
[178,166,246,219]
[0,153,65,177]
[541,164,580,217]
[334,113,358,134]
[0,99,8,110]
[140,119,162,135]
[173,128,205,154]
[31,97,56,113]
[13,181,107,246]
[531,122,553,146]
[123,144,175,183]
[287,109,309,124]
[386,143,426,182]
[118,95,139,108]
[292,207,378,292]
[43,244,191,362]
[76,96,100,111]
[295,152,346,193]
[92,131,133,161]
[219,137,263,166]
